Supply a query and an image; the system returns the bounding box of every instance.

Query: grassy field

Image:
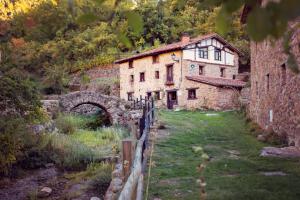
[147,110,300,200]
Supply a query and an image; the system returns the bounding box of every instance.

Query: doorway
[167,91,177,109]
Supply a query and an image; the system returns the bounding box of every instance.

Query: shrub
[0,117,26,176]
[55,114,76,134]
[89,162,113,194]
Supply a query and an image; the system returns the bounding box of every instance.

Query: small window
[214,48,221,61]
[147,92,152,99]
[220,68,225,77]
[199,66,204,75]
[130,75,134,83]
[256,81,259,96]
[281,64,286,86]
[187,89,197,100]
[233,75,236,80]
[140,72,145,82]
[266,73,270,92]
[129,61,133,68]
[152,55,159,63]
[154,91,160,100]
[127,92,134,101]
[155,71,160,79]
[199,47,208,59]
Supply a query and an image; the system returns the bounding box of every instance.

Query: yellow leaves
[11,37,26,48]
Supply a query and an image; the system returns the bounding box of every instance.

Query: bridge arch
[59,91,130,125]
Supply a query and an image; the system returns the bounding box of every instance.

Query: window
[281,63,286,86]
[214,48,221,61]
[187,89,197,100]
[199,65,204,75]
[154,91,160,100]
[256,81,259,96]
[166,65,174,83]
[266,73,270,92]
[140,72,145,82]
[147,92,152,99]
[152,55,159,63]
[130,75,134,83]
[233,75,236,79]
[129,61,133,68]
[220,68,225,77]
[155,71,160,79]
[127,92,134,101]
[199,47,208,59]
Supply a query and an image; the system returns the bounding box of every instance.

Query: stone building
[242,1,300,146]
[115,33,245,110]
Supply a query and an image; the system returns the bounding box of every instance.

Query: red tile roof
[115,33,241,64]
[186,75,246,88]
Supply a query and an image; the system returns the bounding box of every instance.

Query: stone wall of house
[249,23,300,146]
[184,58,239,79]
[216,87,240,110]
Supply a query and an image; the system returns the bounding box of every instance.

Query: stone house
[115,33,245,110]
[242,1,300,146]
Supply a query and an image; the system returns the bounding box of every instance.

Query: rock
[44,163,55,168]
[90,197,101,200]
[111,178,123,193]
[112,169,122,178]
[32,125,45,134]
[257,134,266,142]
[38,187,52,198]
[260,171,287,176]
[260,146,300,158]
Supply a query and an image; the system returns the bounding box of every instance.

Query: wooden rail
[119,96,155,200]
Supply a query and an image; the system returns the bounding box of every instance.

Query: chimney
[181,33,190,43]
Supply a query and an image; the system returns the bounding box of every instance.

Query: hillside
[0,0,249,95]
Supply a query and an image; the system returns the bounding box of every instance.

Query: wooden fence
[118,96,155,200]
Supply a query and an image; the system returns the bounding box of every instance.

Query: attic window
[129,61,133,68]
[199,47,208,59]
[214,48,221,61]
[153,55,159,63]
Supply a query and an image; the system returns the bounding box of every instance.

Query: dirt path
[0,166,100,200]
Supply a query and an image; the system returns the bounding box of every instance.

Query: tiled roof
[186,75,246,88]
[115,33,240,63]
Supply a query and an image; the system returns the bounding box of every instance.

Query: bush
[55,114,77,134]
[0,117,26,176]
[89,163,113,194]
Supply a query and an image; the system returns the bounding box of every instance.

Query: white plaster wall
[183,38,235,66]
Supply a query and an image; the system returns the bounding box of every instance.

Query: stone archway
[59,91,131,125]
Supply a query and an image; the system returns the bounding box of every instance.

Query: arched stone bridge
[59,91,132,125]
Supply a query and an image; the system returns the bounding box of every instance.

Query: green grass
[147,110,300,200]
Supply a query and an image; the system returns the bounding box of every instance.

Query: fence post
[131,120,139,140]
[122,139,134,181]
[151,97,155,125]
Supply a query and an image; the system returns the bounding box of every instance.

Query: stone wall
[249,21,300,146]
[71,104,101,115]
[69,65,120,96]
